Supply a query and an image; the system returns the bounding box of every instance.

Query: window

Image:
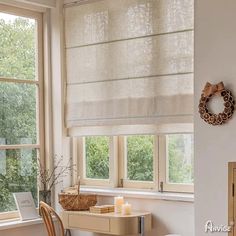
[77,136,118,187]
[126,135,154,182]
[76,132,193,193]
[0,5,44,218]
[167,134,194,185]
[159,133,194,193]
[120,135,156,189]
[85,136,110,180]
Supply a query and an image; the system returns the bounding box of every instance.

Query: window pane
[0,82,37,145]
[85,136,109,179]
[167,134,194,184]
[0,148,38,212]
[126,135,154,181]
[0,13,37,80]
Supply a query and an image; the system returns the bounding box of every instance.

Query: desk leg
[139,216,145,236]
[65,229,71,236]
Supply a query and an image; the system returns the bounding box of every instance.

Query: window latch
[233,183,235,197]
[160,181,164,192]
[120,178,124,187]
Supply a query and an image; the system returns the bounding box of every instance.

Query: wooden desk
[61,210,151,236]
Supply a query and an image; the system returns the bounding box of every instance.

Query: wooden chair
[40,201,65,236]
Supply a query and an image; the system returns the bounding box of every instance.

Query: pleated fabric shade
[64,0,194,136]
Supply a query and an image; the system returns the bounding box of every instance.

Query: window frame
[159,133,194,193]
[118,136,157,190]
[0,4,45,219]
[76,136,118,187]
[76,132,194,193]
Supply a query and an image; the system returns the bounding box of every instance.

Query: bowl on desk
[58,193,97,211]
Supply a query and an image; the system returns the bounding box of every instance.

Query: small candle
[121,202,132,215]
[114,196,124,213]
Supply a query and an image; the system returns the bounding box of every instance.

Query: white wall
[195,0,236,235]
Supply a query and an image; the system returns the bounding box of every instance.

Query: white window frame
[0,4,45,220]
[75,136,118,187]
[118,136,157,190]
[76,132,194,193]
[159,133,194,193]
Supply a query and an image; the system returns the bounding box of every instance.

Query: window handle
[160,181,164,192]
[120,178,124,187]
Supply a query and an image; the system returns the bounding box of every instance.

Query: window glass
[167,134,194,184]
[0,13,37,80]
[0,148,38,212]
[85,136,109,179]
[126,135,154,181]
[0,10,41,214]
[0,83,37,145]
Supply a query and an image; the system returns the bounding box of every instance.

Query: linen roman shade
[64,0,194,135]
[13,0,56,8]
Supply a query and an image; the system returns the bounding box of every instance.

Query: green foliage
[86,134,194,185]
[85,136,109,179]
[168,134,194,184]
[0,17,35,80]
[127,135,153,181]
[0,83,36,145]
[0,150,37,212]
[85,136,154,182]
[0,16,38,212]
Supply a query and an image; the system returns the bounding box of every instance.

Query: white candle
[114,196,124,213]
[121,202,132,215]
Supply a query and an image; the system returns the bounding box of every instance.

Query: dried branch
[37,155,76,191]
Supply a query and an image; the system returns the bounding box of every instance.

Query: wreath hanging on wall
[198,82,235,125]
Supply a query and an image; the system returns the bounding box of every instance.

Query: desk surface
[61,210,152,235]
[63,210,150,217]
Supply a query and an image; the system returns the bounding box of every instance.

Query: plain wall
[195,0,236,235]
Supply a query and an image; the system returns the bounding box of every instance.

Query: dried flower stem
[37,155,75,191]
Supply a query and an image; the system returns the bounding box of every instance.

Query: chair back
[40,201,65,236]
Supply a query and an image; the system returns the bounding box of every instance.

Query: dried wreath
[198,82,235,125]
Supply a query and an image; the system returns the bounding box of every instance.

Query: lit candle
[114,196,124,213]
[121,202,132,215]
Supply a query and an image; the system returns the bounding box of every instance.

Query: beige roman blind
[65,0,193,135]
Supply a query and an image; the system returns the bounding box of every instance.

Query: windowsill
[80,186,194,202]
[0,217,43,231]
